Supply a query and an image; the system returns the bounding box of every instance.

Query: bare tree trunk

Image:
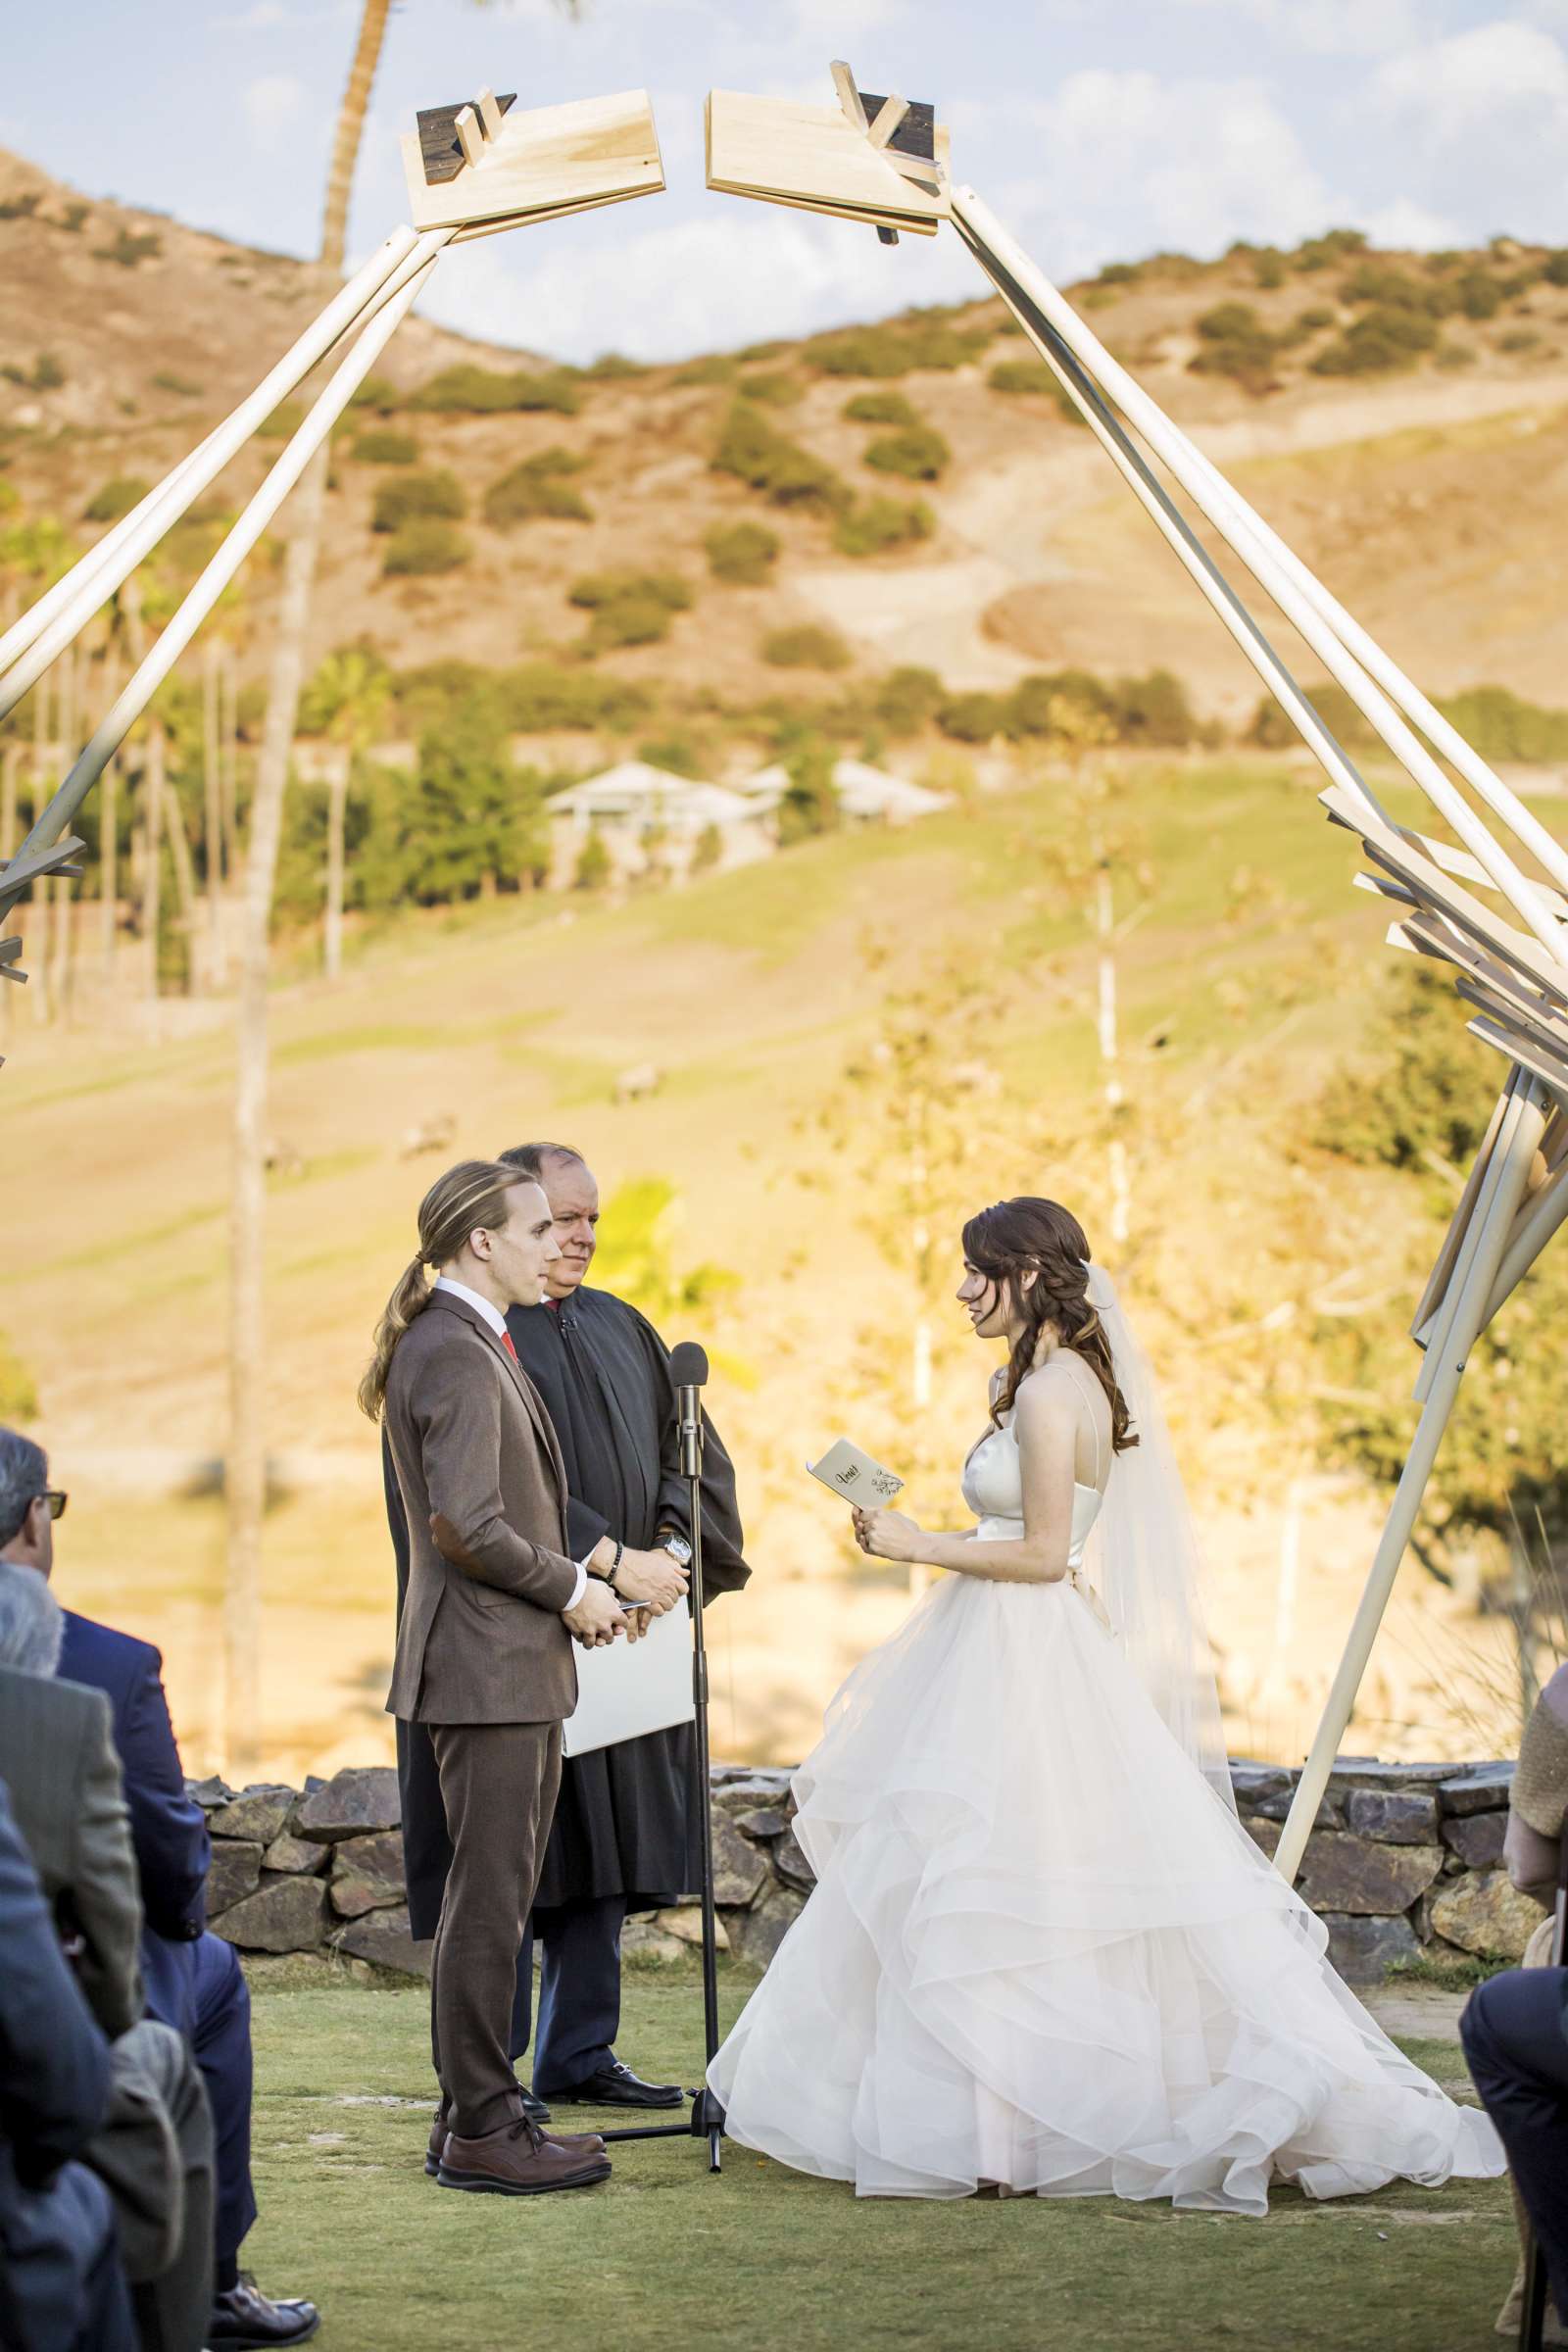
[220,647,239,904]
[144,724,164,1015]
[324,751,348,980]
[100,655,121,990]
[319,0,394,268]
[51,642,79,1022]
[0,744,17,1051]
[165,780,201,996]
[29,673,52,1027]
[223,0,394,1776]
[204,640,223,991]
[1095,857,1131,1249]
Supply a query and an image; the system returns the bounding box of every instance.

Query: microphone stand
[596,1351,725,2174]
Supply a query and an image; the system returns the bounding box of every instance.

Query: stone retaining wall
[189,1754,1545,1987]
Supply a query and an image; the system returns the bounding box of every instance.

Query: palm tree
[223,0,580,1770]
[301,644,391,979]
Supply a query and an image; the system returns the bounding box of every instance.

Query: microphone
[669,1342,708,1480]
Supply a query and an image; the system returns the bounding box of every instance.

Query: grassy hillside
[4,145,1568,741]
[6,745,1550,1780]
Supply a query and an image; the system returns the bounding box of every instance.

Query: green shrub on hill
[381,518,470,576]
[371,470,466,531]
[843,391,919,426]
[986,359,1085,422]
[937,666,1200,747]
[351,429,418,466]
[1249,682,1382,751]
[1291,226,1366,272]
[570,568,692,652]
[777,736,842,843]
[874,665,945,735]
[1189,303,1285,395]
[1434,684,1568,763]
[832,497,933,557]
[704,520,779,584]
[503,662,651,733]
[672,354,738,387]
[482,448,591,527]
[95,228,162,268]
[1096,261,1140,287]
[711,403,849,512]
[762,624,852,671]
[84,475,150,524]
[0,1332,37,1420]
[347,373,401,413]
[410,363,581,416]
[258,399,306,440]
[864,423,950,481]
[1545,251,1568,287]
[1309,307,1439,375]
[805,318,991,378]
[583,353,645,379]
[738,370,803,407]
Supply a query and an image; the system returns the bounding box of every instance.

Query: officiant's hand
[853,1507,922,1564]
[613,1546,689,1615]
[564,1578,626,1648]
[621,1605,653,1645]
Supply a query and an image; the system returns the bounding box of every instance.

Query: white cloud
[992,71,1337,278]
[1166,0,1422,56]
[243,74,308,152]
[1358,194,1463,251]
[1372,18,1568,144]
[419,204,974,364]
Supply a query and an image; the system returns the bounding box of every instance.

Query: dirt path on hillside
[802,368,1568,692]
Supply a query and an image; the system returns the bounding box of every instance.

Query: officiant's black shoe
[545,2058,684,2109]
[207,2274,319,2347]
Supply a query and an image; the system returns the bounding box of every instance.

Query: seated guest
[0,1429,318,2351]
[1462,1662,1568,2346]
[0,1772,137,2352]
[0,1569,213,2352]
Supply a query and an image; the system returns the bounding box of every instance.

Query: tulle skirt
[708,1571,1503,2207]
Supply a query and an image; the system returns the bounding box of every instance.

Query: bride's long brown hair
[962,1198,1138,1452]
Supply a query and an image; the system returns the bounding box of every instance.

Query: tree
[298,644,391,976]
[777,737,840,845]
[223,0,578,1771]
[1310,967,1568,1715]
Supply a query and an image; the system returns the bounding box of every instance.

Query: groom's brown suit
[384,1289,580,2138]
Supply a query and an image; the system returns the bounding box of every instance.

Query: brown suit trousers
[383,1289,581,2136]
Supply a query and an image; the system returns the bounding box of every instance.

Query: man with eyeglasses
[0,1427,318,2351]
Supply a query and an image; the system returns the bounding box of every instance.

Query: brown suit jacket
[0,1662,144,2038]
[384,1288,580,1727]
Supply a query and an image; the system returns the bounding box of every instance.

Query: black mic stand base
[598,1427,727,2176]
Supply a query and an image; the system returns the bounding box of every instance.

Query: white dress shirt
[432,1275,589,1609]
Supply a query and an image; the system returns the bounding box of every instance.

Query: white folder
[562,1597,696,1757]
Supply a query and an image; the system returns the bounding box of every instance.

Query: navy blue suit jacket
[56,1611,209,2026]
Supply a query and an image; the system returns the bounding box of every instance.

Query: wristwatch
[659,1530,693,1569]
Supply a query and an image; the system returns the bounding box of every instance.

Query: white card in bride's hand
[806,1441,905,1508]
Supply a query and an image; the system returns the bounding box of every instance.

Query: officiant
[385,1141,751,2113]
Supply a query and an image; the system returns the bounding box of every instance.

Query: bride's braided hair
[961,1198,1138,1452]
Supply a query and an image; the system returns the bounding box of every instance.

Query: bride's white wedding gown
[708,1380,1503,2208]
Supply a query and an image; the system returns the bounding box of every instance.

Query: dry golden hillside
[4,145,1567,738]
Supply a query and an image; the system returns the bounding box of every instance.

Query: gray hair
[0,1557,64,1677]
[0,1427,47,1549]
[499,1142,586,1183]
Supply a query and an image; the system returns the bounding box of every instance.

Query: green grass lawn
[246,1959,1515,2352]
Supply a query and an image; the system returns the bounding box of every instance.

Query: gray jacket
[0,1664,143,2038]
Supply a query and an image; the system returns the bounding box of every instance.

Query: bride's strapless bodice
[961,1418,1104,1565]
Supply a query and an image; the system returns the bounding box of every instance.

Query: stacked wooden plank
[706,77,948,237]
[402,87,664,236]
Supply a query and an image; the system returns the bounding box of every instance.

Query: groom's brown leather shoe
[425,2105,605,2178]
[437,2116,612,2196]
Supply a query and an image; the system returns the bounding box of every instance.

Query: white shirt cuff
[565,1561,589,1611]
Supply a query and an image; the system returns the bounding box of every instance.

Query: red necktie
[501,1330,518,1361]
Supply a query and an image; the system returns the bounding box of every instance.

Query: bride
[708,1197,1503,2208]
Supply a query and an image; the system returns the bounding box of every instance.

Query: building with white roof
[737,756,951,825]
[547,760,774,887]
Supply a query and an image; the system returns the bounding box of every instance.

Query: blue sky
[4,2,1566,362]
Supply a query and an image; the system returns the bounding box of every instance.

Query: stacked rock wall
[192,1754,1545,1986]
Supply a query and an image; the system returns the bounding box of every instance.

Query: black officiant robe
[387,1284,750,1933]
